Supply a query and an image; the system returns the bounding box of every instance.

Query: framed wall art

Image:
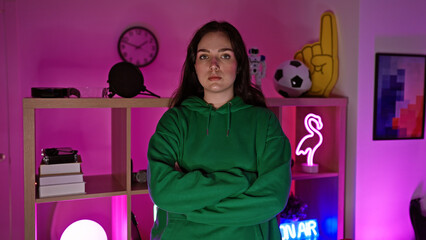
[373,53,426,140]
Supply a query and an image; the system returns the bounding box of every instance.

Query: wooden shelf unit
[267,97,347,239]
[23,97,347,240]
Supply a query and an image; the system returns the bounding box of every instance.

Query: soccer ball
[273,60,311,98]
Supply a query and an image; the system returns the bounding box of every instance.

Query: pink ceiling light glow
[295,113,323,173]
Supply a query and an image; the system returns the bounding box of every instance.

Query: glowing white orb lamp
[60,219,108,240]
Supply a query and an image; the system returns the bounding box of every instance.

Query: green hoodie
[148,96,291,240]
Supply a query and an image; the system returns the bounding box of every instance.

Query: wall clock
[117,26,159,67]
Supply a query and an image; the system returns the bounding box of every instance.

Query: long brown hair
[169,21,266,108]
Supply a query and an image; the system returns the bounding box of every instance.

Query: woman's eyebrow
[219,48,233,52]
[197,48,233,53]
[197,49,209,53]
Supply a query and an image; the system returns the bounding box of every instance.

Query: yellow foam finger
[312,43,321,56]
[320,12,337,57]
[302,46,313,64]
[294,52,303,62]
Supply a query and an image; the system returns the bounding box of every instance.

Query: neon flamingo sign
[295,113,323,173]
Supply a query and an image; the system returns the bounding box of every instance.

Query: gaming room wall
[2,0,426,240]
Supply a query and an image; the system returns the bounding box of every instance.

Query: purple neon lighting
[295,113,323,166]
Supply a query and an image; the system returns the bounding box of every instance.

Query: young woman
[147,21,291,239]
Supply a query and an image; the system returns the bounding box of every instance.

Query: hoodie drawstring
[206,104,212,136]
[226,102,232,136]
[206,101,232,137]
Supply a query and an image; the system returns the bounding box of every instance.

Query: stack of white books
[38,159,85,198]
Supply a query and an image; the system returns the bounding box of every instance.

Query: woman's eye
[199,54,208,60]
[221,54,231,59]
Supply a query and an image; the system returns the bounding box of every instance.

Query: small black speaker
[31,87,81,98]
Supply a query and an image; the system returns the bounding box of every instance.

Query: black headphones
[107,62,160,98]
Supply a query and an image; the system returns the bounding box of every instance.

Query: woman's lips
[208,76,221,81]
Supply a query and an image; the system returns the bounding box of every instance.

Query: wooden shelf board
[36,191,127,203]
[23,97,170,109]
[35,174,127,203]
[292,170,338,180]
[266,97,347,107]
[131,189,150,195]
[23,96,347,109]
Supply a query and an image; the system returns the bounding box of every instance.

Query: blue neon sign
[280,219,319,240]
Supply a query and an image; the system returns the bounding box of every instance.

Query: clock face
[118,26,159,67]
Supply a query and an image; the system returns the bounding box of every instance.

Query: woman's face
[195,31,238,99]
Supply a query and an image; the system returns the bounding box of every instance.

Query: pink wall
[1,0,21,239]
[0,0,388,239]
[0,3,11,239]
[356,1,426,239]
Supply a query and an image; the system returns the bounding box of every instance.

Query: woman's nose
[209,57,219,71]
